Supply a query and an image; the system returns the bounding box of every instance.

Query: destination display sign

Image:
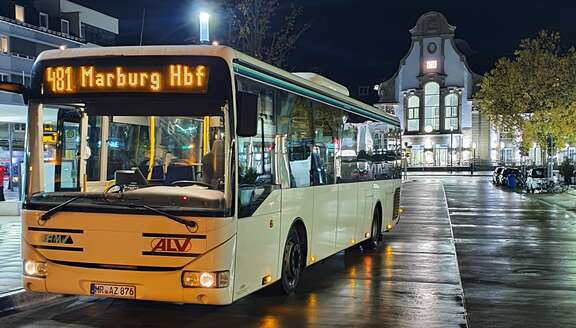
[43,64,209,95]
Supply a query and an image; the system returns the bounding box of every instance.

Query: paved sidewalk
[0,216,22,295]
[532,187,576,211]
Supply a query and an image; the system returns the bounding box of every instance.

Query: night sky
[75,0,576,91]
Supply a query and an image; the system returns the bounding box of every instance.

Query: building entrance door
[435,146,448,167]
[411,146,424,166]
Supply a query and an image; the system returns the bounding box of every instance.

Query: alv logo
[150,238,192,253]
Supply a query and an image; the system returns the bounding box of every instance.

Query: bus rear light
[182,271,229,288]
[24,260,47,278]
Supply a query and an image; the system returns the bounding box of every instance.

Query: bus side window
[236,77,277,218]
[312,103,341,185]
[279,94,313,188]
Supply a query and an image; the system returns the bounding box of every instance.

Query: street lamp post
[450,126,454,173]
[471,142,477,175]
[199,12,210,44]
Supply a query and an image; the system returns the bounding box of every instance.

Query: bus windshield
[26,101,228,214]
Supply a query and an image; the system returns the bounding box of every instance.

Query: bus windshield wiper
[128,204,198,229]
[38,193,122,223]
[39,196,83,223]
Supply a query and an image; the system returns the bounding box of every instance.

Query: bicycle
[543,181,569,194]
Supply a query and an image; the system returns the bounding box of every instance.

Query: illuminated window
[424,82,440,131]
[445,94,459,130]
[0,36,8,54]
[426,60,437,70]
[15,5,24,22]
[39,12,49,28]
[406,96,419,132]
[61,19,69,35]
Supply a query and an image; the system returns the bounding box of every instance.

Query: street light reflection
[259,315,279,328]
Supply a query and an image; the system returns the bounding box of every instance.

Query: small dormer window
[15,5,25,22]
[39,12,49,28]
[61,19,69,35]
[426,60,437,70]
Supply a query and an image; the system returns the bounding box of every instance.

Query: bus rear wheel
[362,207,381,250]
[279,226,303,294]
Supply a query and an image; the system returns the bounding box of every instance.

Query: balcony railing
[0,15,85,43]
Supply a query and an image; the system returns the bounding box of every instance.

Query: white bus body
[15,46,401,305]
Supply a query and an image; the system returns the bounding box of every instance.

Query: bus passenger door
[234,184,281,300]
[55,109,82,191]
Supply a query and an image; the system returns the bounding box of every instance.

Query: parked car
[526,168,547,193]
[492,167,504,184]
[500,168,520,187]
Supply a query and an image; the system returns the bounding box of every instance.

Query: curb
[0,289,62,315]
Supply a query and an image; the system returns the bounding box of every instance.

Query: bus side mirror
[236,91,258,137]
[0,82,29,103]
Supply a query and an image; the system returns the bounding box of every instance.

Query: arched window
[445,94,459,130]
[406,96,419,131]
[424,82,440,131]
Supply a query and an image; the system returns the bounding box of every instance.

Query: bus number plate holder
[90,283,136,299]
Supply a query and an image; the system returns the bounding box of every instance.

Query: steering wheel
[170,180,213,188]
[105,184,125,193]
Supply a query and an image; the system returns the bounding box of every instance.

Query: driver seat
[165,165,196,185]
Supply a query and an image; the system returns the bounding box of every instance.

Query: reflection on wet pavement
[2,179,468,327]
[445,177,576,328]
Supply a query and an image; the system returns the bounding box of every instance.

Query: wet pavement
[0,180,468,328]
[3,176,574,327]
[0,216,22,295]
[444,177,576,328]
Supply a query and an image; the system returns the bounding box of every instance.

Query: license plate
[90,283,136,299]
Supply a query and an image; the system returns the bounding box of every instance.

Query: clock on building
[427,42,437,54]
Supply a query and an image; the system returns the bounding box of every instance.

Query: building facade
[376,12,493,169]
[0,0,118,193]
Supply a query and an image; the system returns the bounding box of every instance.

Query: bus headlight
[24,260,47,278]
[182,271,229,288]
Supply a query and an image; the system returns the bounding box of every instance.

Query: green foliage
[477,31,576,149]
[239,166,259,184]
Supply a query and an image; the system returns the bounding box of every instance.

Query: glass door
[55,109,81,191]
[435,146,448,167]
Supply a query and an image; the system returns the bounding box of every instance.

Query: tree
[476,31,576,150]
[222,0,309,68]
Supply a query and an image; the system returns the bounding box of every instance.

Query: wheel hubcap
[284,238,301,288]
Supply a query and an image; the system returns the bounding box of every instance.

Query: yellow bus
[0,46,401,305]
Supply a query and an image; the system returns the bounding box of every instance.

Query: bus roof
[36,45,399,125]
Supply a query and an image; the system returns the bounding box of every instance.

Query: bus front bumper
[22,237,236,305]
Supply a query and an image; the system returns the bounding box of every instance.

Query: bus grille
[392,187,401,219]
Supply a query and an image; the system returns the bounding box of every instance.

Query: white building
[376,11,493,168]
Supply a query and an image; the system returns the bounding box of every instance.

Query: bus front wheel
[362,207,382,250]
[279,226,303,294]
